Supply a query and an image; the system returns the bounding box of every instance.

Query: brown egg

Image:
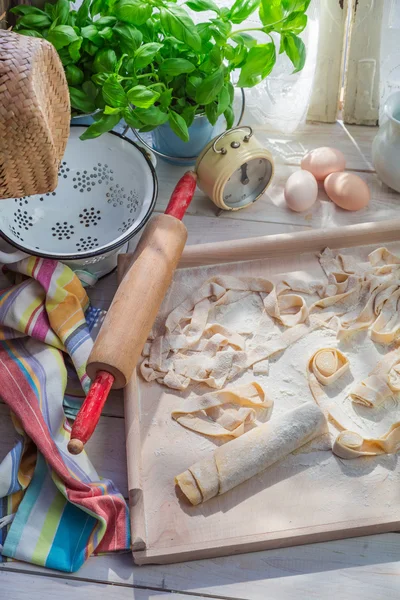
[301,147,346,181]
[324,172,370,211]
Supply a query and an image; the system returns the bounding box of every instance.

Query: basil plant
[13,0,311,141]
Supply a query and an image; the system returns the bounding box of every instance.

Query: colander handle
[0,249,29,264]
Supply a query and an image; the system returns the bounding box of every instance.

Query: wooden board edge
[118,219,400,274]
[124,371,147,552]
[178,219,400,267]
[132,517,400,565]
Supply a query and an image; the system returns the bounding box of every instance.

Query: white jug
[372,91,400,193]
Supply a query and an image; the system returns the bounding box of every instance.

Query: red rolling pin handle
[67,171,197,455]
[165,170,197,220]
[68,371,114,454]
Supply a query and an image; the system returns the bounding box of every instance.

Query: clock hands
[240,163,249,185]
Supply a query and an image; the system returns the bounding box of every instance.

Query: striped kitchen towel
[0,257,130,572]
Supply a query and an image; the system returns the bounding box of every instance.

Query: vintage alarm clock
[195,126,274,211]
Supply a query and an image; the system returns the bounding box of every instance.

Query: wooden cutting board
[122,220,400,565]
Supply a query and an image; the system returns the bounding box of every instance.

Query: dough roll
[176,402,328,505]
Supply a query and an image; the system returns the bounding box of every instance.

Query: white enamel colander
[0,126,158,278]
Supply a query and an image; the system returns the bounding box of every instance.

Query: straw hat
[0,30,70,199]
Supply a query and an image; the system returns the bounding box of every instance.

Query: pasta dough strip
[175,403,328,505]
[307,345,400,458]
[171,382,272,438]
[310,348,349,385]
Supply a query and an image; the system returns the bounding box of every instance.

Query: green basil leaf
[11,5,46,15]
[211,18,231,36]
[102,76,128,107]
[210,44,222,66]
[168,110,189,142]
[181,104,197,127]
[159,58,195,77]
[82,80,98,101]
[237,42,276,87]
[123,107,144,128]
[209,25,226,45]
[196,22,211,42]
[114,0,152,26]
[81,24,104,45]
[279,34,285,54]
[68,13,76,27]
[99,26,114,40]
[48,17,61,33]
[195,66,224,105]
[65,64,84,86]
[232,44,247,67]
[279,11,307,34]
[10,4,47,16]
[16,29,44,38]
[217,84,230,116]
[227,81,235,103]
[95,92,106,110]
[205,102,218,126]
[95,16,117,27]
[104,105,123,114]
[159,88,173,110]
[92,72,109,86]
[80,113,121,139]
[44,3,55,18]
[134,106,169,126]
[93,48,117,72]
[82,39,98,56]
[224,106,234,129]
[134,42,163,69]
[90,0,106,17]
[185,0,220,13]
[159,6,201,51]
[138,19,156,42]
[231,32,257,47]
[53,0,70,25]
[282,0,311,11]
[17,14,51,29]
[47,25,79,49]
[260,0,284,27]
[186,75,202,99]
[282,32,306,72]
[127,85,160,108]
[69,86,96,113]
[58,48,73,65]
[229,0,260,24]
[69,37,83,61]
[139,124,157,133]
[113,22,143,51]
[75,0,90,26]
[224,45,235,61]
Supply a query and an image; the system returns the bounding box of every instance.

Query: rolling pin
[68,171,197,454]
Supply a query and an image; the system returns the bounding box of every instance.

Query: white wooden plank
[0,570,211,600]
[307,0,349,123]
[0,404,128,498]
[343,0,384,125]
[3,534,400,600]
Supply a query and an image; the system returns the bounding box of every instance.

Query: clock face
[222,158,273,209]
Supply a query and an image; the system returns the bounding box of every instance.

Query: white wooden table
[2,121,400,599]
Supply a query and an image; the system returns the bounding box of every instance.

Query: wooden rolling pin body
[86,214,187,388]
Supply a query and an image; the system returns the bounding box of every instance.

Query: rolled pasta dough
[176,402,328,505]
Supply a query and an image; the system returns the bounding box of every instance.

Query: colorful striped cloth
[0,257,130,572]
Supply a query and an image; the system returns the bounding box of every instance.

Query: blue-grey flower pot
[70,114,96,126]
[151,114,222,166]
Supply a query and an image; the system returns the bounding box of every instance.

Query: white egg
[284,170,318,212]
